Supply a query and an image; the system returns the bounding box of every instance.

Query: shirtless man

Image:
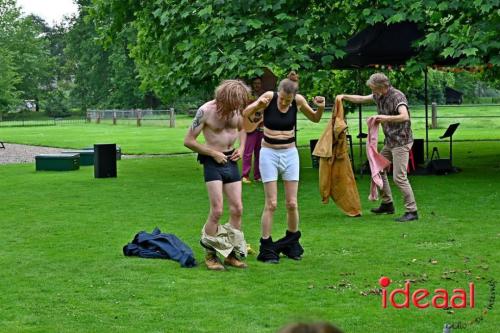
[184,79,251,270]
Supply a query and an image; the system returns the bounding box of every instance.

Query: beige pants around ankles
[379,143,418,212]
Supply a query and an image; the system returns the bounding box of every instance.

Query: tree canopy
[1,0,498,113]
[90,0,499,101]
[0,0,53,112]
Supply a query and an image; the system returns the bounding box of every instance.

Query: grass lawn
[0,140,498,332]
[1,105,499,155]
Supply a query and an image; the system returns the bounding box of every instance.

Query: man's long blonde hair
[215,80,251,119]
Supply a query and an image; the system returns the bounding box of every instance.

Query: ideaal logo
[379,276,475,309]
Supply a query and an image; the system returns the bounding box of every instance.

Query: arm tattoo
[191,108,204,130]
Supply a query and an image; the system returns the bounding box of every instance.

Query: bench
[35,153,80,171]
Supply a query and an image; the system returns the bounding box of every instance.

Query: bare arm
[183,108,216,157]
[242,91,273,118]
[296,94,325,123]
[374,105,410,124]
[238,116,247,150]
[338,94,374,104]
[229,117,247,161]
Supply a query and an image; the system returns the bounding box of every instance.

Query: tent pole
[424,67,429,161]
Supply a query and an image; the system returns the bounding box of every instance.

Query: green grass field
[0,107,499,332]
[1,105,499,155]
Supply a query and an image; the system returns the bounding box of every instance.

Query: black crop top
[263,92,297,145]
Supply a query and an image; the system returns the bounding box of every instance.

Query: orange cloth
[312,97,362,216]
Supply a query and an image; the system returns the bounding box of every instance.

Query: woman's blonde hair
[366,72,390,88]
[278,71,299,95]
[215,79,251,119]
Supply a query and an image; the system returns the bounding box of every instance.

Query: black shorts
[198,151,241,184]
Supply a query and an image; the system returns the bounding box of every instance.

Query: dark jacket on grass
[123,227,196,268]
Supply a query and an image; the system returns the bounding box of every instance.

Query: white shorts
[259,147,300,183]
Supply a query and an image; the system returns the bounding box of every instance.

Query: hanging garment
[366,116,391,201]
[123,227,196,268]
[313,97,362,216]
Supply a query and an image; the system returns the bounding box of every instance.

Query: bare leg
[222,181,243,230]
[261,181,278,239]
[284,181,299,232]
[204,181,224,236]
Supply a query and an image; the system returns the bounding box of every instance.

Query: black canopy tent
[322,21,459,168]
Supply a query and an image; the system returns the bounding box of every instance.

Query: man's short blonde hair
[366,73,390,88]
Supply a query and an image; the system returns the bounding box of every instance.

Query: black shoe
[395,211,419,222]
[274,230,304,260]
[370,202,395,214]
[257,237,279,264]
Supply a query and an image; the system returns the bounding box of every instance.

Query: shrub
[45,91,71,117]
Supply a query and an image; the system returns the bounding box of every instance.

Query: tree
[90,0,499,103]
[0,0,21,113]
[90,1,350,102]
[0,0,54,110]
[65,0,149,111]
[0,48,19,116]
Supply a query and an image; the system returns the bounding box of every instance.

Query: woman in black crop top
[242,72,325,264]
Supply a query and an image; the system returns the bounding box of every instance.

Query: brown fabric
[313,97,362,216]
[201,223,248,258]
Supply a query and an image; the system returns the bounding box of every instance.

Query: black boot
[274,230,304,260]
[395,211,419,222]
[370,202,395,214]
[257,237,279,264]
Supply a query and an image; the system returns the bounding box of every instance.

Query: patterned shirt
[372,86,413,147]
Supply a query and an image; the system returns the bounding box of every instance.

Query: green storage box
[63,150,94,166]
[35,153,80,171]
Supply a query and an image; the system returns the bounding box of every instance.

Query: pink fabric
[366,116,391,201]
[242,130,263,179]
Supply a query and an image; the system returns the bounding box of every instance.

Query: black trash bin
[94,143,117,178]
[412,139,425,165]
[310,139,319,169]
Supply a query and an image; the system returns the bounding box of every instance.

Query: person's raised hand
[313,96,326,108]
[257,95,271,108]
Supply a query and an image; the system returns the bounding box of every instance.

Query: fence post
[96,112,101,124]
[169,108,175,128]
[431,102,438,129]
[136,110,142,127]
[86,112,91,123]
[113,111,117,125]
